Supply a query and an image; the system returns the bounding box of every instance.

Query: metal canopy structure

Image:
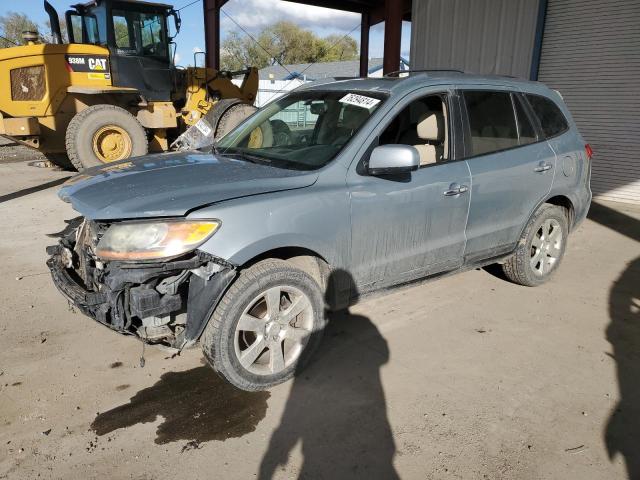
[202,0,411,77]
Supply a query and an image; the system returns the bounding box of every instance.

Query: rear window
[525,94,569,138]
[464,91,518,156]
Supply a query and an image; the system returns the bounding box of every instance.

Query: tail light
[585,144,593,160]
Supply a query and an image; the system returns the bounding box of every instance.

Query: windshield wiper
[221,149,272,165]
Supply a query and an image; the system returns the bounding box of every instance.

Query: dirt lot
[0,146,638,480]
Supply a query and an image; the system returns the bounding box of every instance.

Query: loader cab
[65,0,180,100]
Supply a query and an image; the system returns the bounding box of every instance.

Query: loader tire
[205,99,257,140]
[66,105,148,171]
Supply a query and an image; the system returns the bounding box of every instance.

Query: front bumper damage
[46,219,236,349]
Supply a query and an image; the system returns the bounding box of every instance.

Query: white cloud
[193,46,204,53]
[221,0,360,34]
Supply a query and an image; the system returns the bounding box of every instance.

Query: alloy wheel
[234,285,313,375]
[530,218,563,275]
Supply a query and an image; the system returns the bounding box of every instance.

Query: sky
[2,0,411,69]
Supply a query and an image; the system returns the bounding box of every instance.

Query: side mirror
[169,9,181,40]
[368,144,420,176]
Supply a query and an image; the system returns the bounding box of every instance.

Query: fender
[182,267,236,348]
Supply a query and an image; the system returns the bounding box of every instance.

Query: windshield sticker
[339,93,381,110]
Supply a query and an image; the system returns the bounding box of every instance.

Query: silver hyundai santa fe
[47,73,592,391]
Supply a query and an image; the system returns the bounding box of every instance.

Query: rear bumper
[46,243,236,349]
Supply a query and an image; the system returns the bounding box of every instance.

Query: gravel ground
[0,156,638,480]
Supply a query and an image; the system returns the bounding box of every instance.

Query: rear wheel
[201,259,326,391]
[65,105,148,170]
[501,204,568,286]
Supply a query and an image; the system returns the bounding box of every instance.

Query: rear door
[459,88,556,262]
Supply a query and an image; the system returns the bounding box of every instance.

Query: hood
[59,151,318,220]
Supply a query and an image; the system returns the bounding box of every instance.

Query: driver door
[347,90,471,290]
[108,7,173,100]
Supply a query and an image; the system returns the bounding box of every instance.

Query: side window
[513,94,537,145]
[84,16,100,45]
[378,94,449,166]
[464,91,518,156]
[525,94,569,138]
[139,13,167,57]
[113,13,133,50]
[69,15,83,43]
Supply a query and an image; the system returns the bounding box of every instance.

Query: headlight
[96,220,220,261]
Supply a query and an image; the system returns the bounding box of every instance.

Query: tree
[221,21,359,71]
[320,34,359,62]
[0,12,40,47]
[0,11,68,48]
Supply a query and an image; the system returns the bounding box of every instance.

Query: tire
[204,99,257,140]
[65,105,148,170]
[201,259,326,391]
[501,204,569,286]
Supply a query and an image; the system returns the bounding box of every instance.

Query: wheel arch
[239,246,331,291]
[544,194,575,231]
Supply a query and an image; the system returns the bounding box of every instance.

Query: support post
[530,0,548,80]
[203,0,221,70]
[382,0,402,75]
[359,12,370,78]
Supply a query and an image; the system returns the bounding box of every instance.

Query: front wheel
[65,105,148,170]
[501,204,569,286]
[201,259,326,391]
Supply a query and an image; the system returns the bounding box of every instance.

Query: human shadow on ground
[600,202,640,479]
[605,255,640,479]
[587,201,640,479]
[91,269,398,478]
[259,269,399,479]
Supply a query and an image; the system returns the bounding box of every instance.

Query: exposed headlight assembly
[96,220,220,261]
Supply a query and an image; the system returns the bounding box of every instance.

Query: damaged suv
[47,73,591,391]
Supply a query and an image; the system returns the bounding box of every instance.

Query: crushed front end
[46,218,235,349]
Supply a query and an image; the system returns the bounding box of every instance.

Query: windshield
[216,90,386,170]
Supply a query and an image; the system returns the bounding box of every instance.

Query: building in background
[411,0,640,205]
[249,57,410,107]
[259,57,410,81]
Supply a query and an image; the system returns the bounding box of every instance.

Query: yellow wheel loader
[0,0,259,170]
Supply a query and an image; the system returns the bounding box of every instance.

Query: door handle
[443,183,469,196]
[534,162,552,173]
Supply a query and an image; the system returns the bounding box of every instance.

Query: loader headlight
[96,220,220,261]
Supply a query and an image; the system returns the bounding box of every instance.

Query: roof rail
[383,69,465,78]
